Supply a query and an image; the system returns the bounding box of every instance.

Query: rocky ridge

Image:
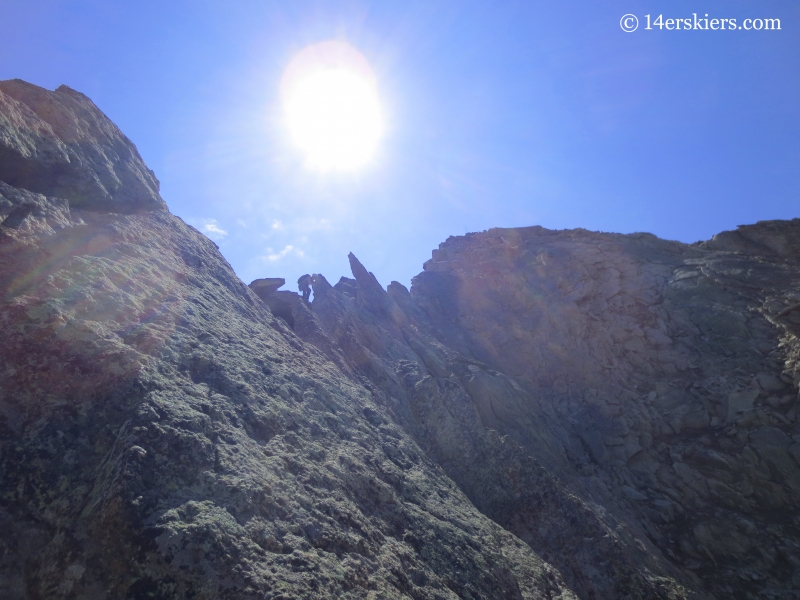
[1,80,799,599]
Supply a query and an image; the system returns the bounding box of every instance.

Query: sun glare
[281,41,383,172]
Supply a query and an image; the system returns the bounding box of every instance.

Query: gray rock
[750,427,797,478]
[249,277,286,301]
[0,79,165,212]
[757,372,786,392]
[725,389,759,422]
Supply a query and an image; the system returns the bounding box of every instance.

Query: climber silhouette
[297,273,312,301]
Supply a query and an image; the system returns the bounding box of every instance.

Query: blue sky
[2,0,798,289]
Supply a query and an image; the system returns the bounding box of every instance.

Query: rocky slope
[1,80,799,599]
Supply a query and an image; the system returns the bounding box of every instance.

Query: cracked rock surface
[2,80,800,599]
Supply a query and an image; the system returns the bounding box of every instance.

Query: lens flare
[281,41,383,172]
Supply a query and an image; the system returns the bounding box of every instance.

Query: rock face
[0,79,165,213]
[1,81,799,599]
[399,226,800,598]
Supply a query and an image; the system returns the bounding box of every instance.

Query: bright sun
[281,41,384,172]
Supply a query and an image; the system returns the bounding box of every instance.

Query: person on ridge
[297,273,312,301]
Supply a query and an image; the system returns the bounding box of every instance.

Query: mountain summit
[2,81,799,599]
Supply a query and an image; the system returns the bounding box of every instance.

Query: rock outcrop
[2,81,799,599]
[0,79,165,213]
[249,278,286,301]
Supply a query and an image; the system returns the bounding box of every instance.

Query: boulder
[249,277,285,301]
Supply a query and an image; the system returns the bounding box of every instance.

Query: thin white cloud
[271,220,283,230]
[264,244,304,262]
[204,221,228,238]
[190,218,228,241]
